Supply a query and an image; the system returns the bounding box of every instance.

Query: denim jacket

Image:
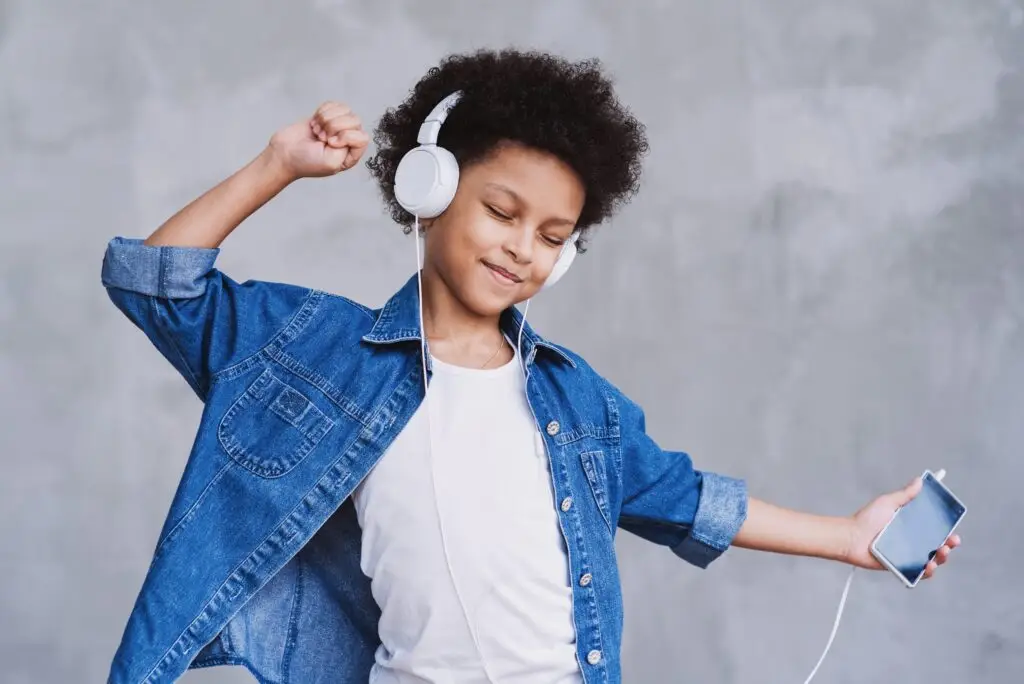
[100,237,748,684]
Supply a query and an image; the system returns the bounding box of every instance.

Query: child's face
[422,141,585,317]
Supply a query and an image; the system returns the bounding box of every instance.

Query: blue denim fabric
[100,237,748,684]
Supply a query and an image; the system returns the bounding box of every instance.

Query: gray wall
[2,1,1021,682]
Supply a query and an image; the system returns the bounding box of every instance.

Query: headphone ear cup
[540,235,578,291]
[394,145,460,219]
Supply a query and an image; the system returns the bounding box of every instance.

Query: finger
[342,131,371,169]
[327,128,368,151]
[321,113,362,138]
[923,560,937,579]
[934,545,952,566]
[310,119,324,141]
[894,476,923,506]
[314,101,351,121]
[343,148,365,170]
[320,146,350,174]
[312,104,353,142]
[946,533,962,549]
[320,130,370,174]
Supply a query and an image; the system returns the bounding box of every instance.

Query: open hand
[844,477,962,579]
[267,101,370,180]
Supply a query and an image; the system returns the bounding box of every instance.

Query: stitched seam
[364,331,420,343]
[157,244,167,299]
[603,386,623,478]
[268,349,369,426]
[563,452,608,683]
[618,514,691,543]
[152,460,234,561]
[269,388,312,426]
[553,423,617,446]
[363,291,398,339]
[189,655,246,669]
[190,657,279,684]
[321,291,376,321]
[210,289,322,385]
[687,528,726,551]
[581,450,613,533]
[145,461,358,683]
[150,295,206,400]
[280,554,304,682]
[216,368,335,478]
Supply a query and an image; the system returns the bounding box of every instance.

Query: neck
[419,266,512,367]
[419,267,499,339]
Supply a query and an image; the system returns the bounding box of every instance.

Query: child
[101,49,960,684]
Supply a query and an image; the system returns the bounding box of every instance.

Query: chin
[453,267,507,312]
[464,289,512,317]
[455,277,513,316]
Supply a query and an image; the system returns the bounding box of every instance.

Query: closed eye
[485,204,513,222]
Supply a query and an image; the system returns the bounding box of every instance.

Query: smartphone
[870,469,966,588]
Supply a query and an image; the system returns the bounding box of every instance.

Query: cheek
[428,221,475,268]
[530,250,561,285]
[430,226,492,291]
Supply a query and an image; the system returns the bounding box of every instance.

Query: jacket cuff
[101,237,220,298]
[671,472,748,568]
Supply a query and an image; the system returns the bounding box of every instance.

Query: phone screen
[873,472,966,585]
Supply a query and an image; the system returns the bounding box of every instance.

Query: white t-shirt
[352,346,582,684]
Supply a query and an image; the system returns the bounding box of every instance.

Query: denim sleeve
[613,386,748,568]
[100,237,309,401]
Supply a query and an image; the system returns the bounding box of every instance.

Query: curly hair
[365,48,649,252]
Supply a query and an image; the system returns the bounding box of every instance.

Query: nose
[503,226,534,264]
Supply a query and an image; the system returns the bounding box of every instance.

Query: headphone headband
[416,91,463,145]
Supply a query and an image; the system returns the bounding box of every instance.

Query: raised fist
[267,101,370,180]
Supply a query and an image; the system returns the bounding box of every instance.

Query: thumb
[892,476,923,507]
[320,144,349,174]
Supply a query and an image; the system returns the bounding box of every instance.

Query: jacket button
[560,497,573,512]
[587,650,602,665]
[546,420,560,436]
[579,573,592,587]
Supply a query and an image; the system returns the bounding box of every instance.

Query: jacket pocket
[218,367,335,478]
[581,450,613,532]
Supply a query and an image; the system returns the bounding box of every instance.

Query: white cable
[414,218,496,683]
[420,228,857,684]
[516,298,531,380]
[802,567,856,684]
[415,217,429,394]
[420,223,862,683]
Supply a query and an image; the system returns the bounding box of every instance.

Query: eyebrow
[483,182,577,228]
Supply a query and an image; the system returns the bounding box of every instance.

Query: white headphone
[393,90,578,291]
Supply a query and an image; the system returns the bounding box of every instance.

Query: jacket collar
[361,274,576,369]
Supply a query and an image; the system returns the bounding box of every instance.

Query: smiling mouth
[483,261,523,283]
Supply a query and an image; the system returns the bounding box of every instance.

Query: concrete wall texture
[2,1,1021,682]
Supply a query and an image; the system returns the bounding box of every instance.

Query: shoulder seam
[319,290,376,322]
[209,285,321,385]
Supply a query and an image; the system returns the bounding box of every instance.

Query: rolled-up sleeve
[101,237,221,298]
[100,237,309,401]
[612,384,748,568]
[669,471,747,567]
